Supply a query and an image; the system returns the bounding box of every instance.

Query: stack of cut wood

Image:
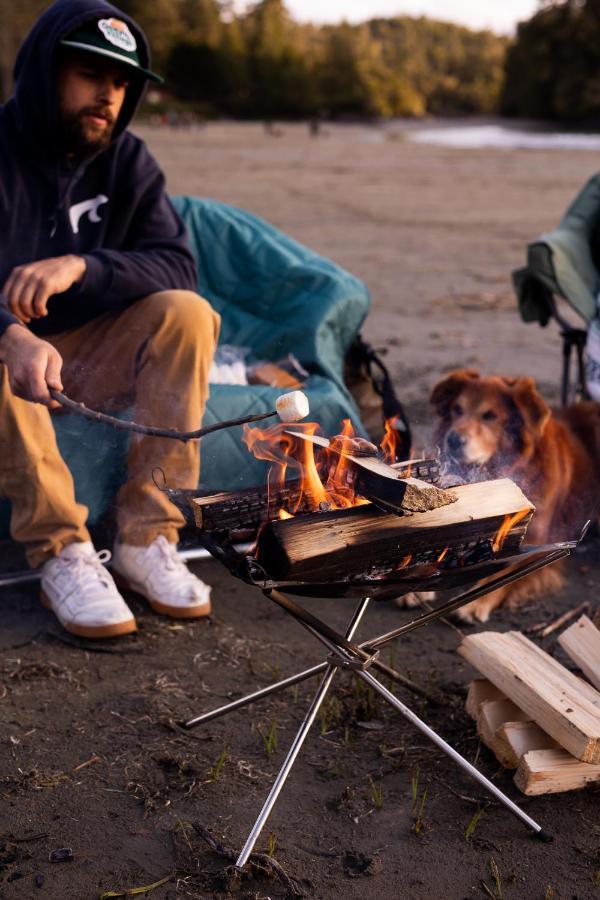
[459,617,600,795]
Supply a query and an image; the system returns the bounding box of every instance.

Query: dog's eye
[452,403,463,416]
[481,410,497,421]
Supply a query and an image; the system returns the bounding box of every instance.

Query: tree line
[2,0,600,123]
[0,0,507,117]
[502,0,600,123]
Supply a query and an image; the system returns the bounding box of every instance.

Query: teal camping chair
[513,172,600,404]
[0,198,371,541]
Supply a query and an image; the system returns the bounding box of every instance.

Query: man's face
[56,51,130,157]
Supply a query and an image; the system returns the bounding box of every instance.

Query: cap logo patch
[98,18,137,53]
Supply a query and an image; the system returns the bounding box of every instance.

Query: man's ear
[430,369,479,416]
[509,377,551,437]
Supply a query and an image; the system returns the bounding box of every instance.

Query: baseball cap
[60,17,163,83]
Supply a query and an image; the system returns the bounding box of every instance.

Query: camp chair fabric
[0,197,370,537]
[513,172,600,326]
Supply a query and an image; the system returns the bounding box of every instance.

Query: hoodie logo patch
[98,18,137,52]
[69,195,109,234]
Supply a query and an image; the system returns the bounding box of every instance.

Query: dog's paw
[394,591,436,609]
[453,597,496,624]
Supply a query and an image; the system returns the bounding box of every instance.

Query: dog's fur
[416,370,600,622]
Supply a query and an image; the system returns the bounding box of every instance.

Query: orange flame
[380,415,407,465]
[243,418,369,519]
[492,508,530,553]
[437,546,449,562]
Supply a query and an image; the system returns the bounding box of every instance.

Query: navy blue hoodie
[0,0,197,339]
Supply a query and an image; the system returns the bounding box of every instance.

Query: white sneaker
[111,536,212,619]
[41,542,137,639]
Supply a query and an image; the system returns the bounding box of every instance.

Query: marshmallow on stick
[275,390,310,422]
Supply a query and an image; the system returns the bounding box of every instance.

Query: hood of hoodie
[7,0,152,161]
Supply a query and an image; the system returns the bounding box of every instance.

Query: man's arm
[76,148,197,308]
[1,255,86,323]
[0,323,63,408]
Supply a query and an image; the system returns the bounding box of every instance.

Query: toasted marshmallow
[275,391,310,422]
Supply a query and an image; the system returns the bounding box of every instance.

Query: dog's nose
[447,431,465,456]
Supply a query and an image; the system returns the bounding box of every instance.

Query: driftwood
[256,478,533,581]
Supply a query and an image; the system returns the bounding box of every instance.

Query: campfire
[190,417,535,587]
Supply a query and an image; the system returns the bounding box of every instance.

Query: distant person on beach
[0,0,220,639]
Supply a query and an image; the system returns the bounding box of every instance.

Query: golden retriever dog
[407,369,600,622]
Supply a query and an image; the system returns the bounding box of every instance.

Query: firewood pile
[459,616,600,795]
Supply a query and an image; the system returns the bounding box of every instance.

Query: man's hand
[2,255,86,324]
[0,324,63,408]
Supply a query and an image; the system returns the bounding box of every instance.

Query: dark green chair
[0,198,371,539]
[513,172,600,403]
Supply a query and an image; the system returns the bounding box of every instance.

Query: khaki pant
[0,291,220,567]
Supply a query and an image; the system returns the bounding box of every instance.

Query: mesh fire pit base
[181,531,574,866]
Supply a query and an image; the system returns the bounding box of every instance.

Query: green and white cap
[60,17,163,83]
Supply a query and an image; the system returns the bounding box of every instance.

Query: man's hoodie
[0,0,198,339]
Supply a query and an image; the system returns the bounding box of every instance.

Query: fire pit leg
[234,596,371,868]
[355,668,552,842]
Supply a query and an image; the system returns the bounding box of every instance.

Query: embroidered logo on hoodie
[98,18,137,52]
[69,194,108,233]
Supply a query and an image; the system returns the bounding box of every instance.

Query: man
[0,0,221,638]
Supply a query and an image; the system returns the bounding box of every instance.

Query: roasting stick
[48,388,310,442]
[0,392,310,590]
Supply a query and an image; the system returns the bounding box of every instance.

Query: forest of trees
[502,0,600,123]
[0,0,508,117]
[1,0,600,124]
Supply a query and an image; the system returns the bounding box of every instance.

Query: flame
[243,418,369,519]
[492,507,530,553]
[380,415,408,465]
[437,546,449,562]
[397,553,413,569]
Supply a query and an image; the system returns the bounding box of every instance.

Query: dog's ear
[509,377,551,437]
[430,369,479,415]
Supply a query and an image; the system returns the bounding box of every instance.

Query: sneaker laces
[53,549,113,593]
[150,536,195,577]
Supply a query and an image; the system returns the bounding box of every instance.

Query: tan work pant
[0,290,220,568]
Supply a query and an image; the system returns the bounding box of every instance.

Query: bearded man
[0,0,221,638]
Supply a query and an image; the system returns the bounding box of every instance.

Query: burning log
[285,430,457,514]
[192,459,443,534]
[255,478,533,581]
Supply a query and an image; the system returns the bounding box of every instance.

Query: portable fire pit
[163,424,578,867]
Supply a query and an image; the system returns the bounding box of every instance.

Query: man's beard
[58,106,116,159]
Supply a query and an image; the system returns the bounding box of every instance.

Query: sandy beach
[143,120,591,416]
[1,122,599,899]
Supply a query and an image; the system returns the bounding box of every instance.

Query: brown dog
[420,369,600,622]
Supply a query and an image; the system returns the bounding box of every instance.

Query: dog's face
[431,369,550,473]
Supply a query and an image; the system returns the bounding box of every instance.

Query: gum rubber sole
[112,572,212,619]
[40,591,137,639]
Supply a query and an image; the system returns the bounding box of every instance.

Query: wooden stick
[514,748,600,796]
[465,679,505,720]
[537,602,590,639]
[497,721,559,769]
[459,630,600,763]
[476,699,530,767]
[558,615,600,691]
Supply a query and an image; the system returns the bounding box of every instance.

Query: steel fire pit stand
[184,540,574,866]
